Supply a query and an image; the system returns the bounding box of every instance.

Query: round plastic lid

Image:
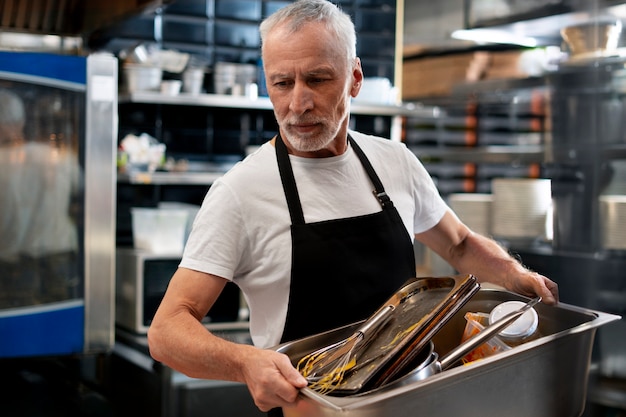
[489,301,539,339]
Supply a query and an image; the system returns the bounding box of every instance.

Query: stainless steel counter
[111,327,264,417]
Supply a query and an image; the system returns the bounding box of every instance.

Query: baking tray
[289,274,480,395]
[274,289,621,417]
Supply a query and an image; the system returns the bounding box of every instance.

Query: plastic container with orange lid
[461,312,510,364]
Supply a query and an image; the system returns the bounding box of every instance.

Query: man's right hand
[240,347,308,412]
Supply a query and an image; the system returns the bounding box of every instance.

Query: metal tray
[274,289,621,417]
[287,274,479,394]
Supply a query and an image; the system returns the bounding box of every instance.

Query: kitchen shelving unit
[96,0,408,250]
[404,78,549,195]
[93,0,399,83]
[115,89,437,245]
[412,4,626,415]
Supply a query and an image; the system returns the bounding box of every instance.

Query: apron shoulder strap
[275,134,306,225]
[348,135,394,209]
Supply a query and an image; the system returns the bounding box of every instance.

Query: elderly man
[148,1,559,414]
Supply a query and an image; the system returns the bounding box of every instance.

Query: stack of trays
[448,193,493,236]
[491,178,552,241]
[600,195,626,250]
[280,275,480,396]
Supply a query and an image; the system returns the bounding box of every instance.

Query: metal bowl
[357,342,438,395]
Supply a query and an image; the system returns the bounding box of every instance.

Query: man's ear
[350,58,364,98]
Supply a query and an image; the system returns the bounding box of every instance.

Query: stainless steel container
[275,289,620,417]
[599,195,626,250]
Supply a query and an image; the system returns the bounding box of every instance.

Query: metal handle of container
[439,296,541,370]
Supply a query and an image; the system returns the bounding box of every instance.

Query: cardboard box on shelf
[485,50,529,80]
[402,48,530,100]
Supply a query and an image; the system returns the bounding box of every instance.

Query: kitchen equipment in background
[123,63,163,92]
[213,62,256,95]
[0,51,117,358]
[118,132,165,173]
[491,178,552,241]
[115,248,244,334]
[131,207,188,254]
[157,201,200,244]
[604,160,626,195]
[447,193,493,236]
[160,79,182,95]
[182,67,205,95]
[561,20,623,60]
[274,289,620,417]
[466,0,570,29]
[353,77,397,105]
[120,43,149,64]
[599,194,626,250]
[120,44,190,73]
[548,59,624,252]
[213,62,236,94]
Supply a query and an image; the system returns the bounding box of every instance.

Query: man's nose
[289,82,314,115]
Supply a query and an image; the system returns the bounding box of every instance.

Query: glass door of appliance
[0,51,117,357]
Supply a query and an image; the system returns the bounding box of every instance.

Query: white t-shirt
[181,130,448,347]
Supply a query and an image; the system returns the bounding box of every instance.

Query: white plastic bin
[131,207,188,254]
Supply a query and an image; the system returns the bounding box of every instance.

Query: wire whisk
[297,305,395,394]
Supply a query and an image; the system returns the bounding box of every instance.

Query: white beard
[278,111,347,153]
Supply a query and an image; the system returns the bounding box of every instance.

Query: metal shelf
[119,91,439,117]
[118,170,224,185]
[603,144,626,159]
[548,143,626,162]
[460,3,626,47]
[409,144,545,164]
[120,91,274,110]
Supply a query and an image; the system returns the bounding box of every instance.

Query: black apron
[268,134,416,417]
[276,133,416,341]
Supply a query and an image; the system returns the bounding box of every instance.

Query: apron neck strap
[276,133,305,225]
[275,133,394,225]
[348,135,394,209]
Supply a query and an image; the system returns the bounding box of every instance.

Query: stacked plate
[491,178,552,241]
[600,195,626,250]
[448,193,493,236]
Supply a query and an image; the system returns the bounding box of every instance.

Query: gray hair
[259,0,357,66]
[0,89,25,125]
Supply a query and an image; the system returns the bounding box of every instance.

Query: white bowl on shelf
[160,80,182,96]
[123,64,163,92]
